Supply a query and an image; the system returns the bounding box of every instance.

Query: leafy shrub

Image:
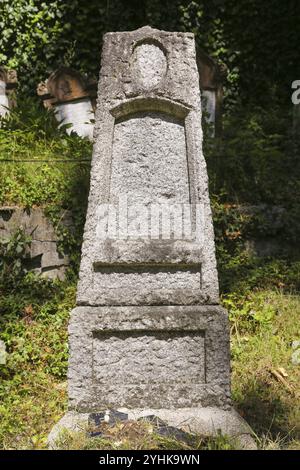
[0,269,73,448]
[1,1,298,109]
[0,97,92,271]
[205,104,300,206]
[0,229,31,289]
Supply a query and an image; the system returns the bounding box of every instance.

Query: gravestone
[0,67,18,119]
[49,26,255,448]
[196,49,227,136]
[0,75,9,118]
[37,67,95,140]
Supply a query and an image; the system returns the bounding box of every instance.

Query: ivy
[0,229,31,289]
[0,97,92,273]
[1,1,299,107]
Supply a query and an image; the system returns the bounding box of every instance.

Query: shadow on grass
[219,256,300,296]
[234,379,299,445]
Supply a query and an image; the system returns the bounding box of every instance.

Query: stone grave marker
[37,67,96,140]
[0,67,18,119]
[196,49,227,136]
[49,26,255,449]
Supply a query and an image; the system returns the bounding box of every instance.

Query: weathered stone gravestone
[49,26,255,448]
[197,49,227,136]
[0,73,9,118]
[0,67,17,119]
[37,67,95,140]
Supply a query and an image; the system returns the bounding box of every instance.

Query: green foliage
[204,104,300,287]
[211,188,300,296]
[0,234,238,449]
[0,97,91,271]
[219,254,300,295]
[180,0,300,107]
[0,254,74,447]
[230,291,300,446]
[1,94,61,135]
[1,1,298,107]
[0,5,299,448]
[206,105,300,207]
[0,229,31,288]
[53,421,236,450]
[224,291,277,334]
[0,277,73,380]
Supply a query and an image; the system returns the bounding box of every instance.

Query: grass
[0,271,299,449]
[0,276,72,449]
[0,101,299,450]
[0,271,238,450]
[54,421,236,450]
[230,290,300,449]
[0,97,91,209]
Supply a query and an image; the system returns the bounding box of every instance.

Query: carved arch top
[110,97,191,120]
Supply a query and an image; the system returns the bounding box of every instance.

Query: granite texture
[68,305,230,410]
[66,26,232,427]
[76,26,219,305]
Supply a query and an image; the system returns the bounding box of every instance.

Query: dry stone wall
[0,207,70,280]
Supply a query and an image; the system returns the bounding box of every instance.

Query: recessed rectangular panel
[92,330,205,384]
[93,269,200,290]
[90,265,202,305]
[110,112,190,206]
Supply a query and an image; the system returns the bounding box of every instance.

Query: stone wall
[0,206,71,280]
[0,204,291,281]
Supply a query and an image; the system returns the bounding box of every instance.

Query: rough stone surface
[60,26,250,444]
[68,305,230,410]
[110,112,189,206]
[77,25,219,305]
[132,42,167,90]
[0,206,70,279]
[48,408,257,450]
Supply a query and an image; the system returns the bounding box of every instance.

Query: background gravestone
[0,67,17,119]
[37,67,96,140]
[49,26,255,448]
[196,48,227,136]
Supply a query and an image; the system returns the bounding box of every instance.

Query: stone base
[48,407,257,450]
[68,305,231,410]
